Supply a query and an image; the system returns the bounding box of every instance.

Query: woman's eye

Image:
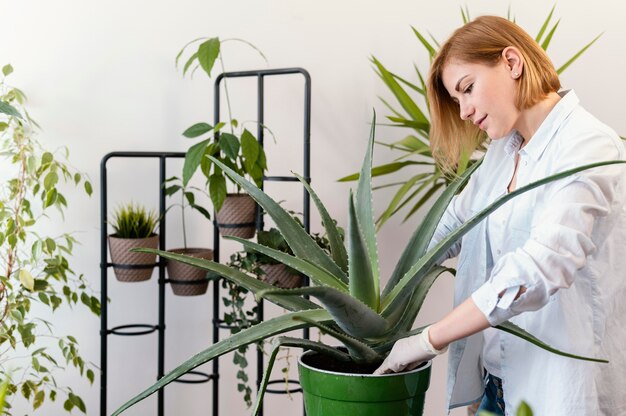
[463,84,473,94]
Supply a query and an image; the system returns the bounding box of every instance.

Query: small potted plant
[177,36,269,239]
[163,177,213,296]
[108,203,159,282]
[115,116,617,415]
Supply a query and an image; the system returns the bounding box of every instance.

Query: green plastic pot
[298,350,431,416]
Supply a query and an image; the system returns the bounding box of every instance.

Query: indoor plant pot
[166,247,214,296]
[215,193,257,239]
[259,263,303,289]
[108,234,159,282]
[299,350,431,416]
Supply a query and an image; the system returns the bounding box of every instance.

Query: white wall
[2,0,625,415]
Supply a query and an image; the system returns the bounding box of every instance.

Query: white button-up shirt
[431,91,626,415]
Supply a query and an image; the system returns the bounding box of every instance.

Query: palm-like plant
[112,115,618,416]
[340,6,602,229]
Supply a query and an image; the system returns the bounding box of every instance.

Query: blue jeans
[477,373,505,415]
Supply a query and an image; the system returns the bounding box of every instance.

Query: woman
[374,15,626,416]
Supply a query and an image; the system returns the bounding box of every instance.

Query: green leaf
[411,26,437,58]
[43,171,58,191]
[227,236,348,291]
[556,34,602,75]
[540,19,561,51]
[535,4,555,44]
[197,37,221,77]
[0,101,22,119]
[41,151,53,165]
[240,129,260,172]
[209,174,227,212]
[258,286,389,338]
[218,132,240,161]
[84,181,93,196]
[183,122,213,138]
[347,191,377,309]
[182,138,211,185]
[182,51,198,76]
[294,172,349,273]
[111,309,332,416]
[44,188,58,208]
[208,157,349,283]
[2,64,13,76]
[355,116,380,303]
[34,390,45,409]
[19,269,35,291]
[516,401,533,416]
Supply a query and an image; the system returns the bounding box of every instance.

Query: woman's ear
[502,46,524,79]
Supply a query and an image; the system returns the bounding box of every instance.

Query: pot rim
[298,349,432,378]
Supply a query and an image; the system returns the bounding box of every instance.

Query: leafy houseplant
[113,115,619,415]
[108,202,159,282]
[163,177,213,296]
[0,64,99,414]
[177,37,269,238]
[340,6,601,229]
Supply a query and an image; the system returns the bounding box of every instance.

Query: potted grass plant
[163,176,214,296]
[113,115,619,416]
[108,203,159,282]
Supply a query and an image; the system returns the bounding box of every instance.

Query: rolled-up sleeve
[472,166,619,326]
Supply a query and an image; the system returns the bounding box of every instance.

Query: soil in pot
[166,248,214,296]
[215,194,256,239]
[108,234,159,282]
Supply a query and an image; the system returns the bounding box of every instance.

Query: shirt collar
[502,90,579,160]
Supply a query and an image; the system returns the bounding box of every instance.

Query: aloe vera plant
[112,114,620,416]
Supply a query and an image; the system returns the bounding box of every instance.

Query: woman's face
[442,58,520,140]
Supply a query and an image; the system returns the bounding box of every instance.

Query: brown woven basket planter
[215,194,257,239]
[166,248,214,296]
[259,264,303,289]
[108,234,159,282]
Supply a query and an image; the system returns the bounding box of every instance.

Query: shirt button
[523,160,528,166]
[497,249,502,255]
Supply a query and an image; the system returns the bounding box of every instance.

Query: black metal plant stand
[99,67,311,416]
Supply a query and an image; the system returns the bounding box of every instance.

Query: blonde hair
[427,15,561,173]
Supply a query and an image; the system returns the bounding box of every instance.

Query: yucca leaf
[208,156,349,283]
[535,4,556,44]
[382,160,626,313]
[383,159,482,297]
[257,286,390,338]
[391,135,430,153]
[370,56,429,125]
[133,248,319,311]
[401,181,444,222]
[111,309,332,416]
[293,172,349,273]
[293,316,381,363]
[375,174,425,230]
[356,118,381,301]
[497,321,608,363]
[390,71,424,95]
[348,191,377,309]
[556,33,602,74]
[540,19,561,51]
[253,336,351,416]
[225,236,348,292]
[411,26,437,58]
[338,161,429,182]
[386,116,430,132]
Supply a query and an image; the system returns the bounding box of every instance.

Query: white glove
[373,326,448,375]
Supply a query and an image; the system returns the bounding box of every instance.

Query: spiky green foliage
[340,6,602,229]
[109,203,158,239]
[112,113,620,416]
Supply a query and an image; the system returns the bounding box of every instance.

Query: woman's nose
[459,102,474,121]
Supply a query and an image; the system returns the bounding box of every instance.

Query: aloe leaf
[348,191,377,309]
[293,172,349,273]
[293,316,381,363]
[355,118,381,299]
[252,336,351,416]
[382,160,626,313]
[208,156,349,283]
[257,286,390,338]
[133,248,319,311]
[556,34,602,74]
[370,56,429,125]
[383,159,482,297]
[497,321,608,363]
[225,236,348,292]
[111,309,331,416]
